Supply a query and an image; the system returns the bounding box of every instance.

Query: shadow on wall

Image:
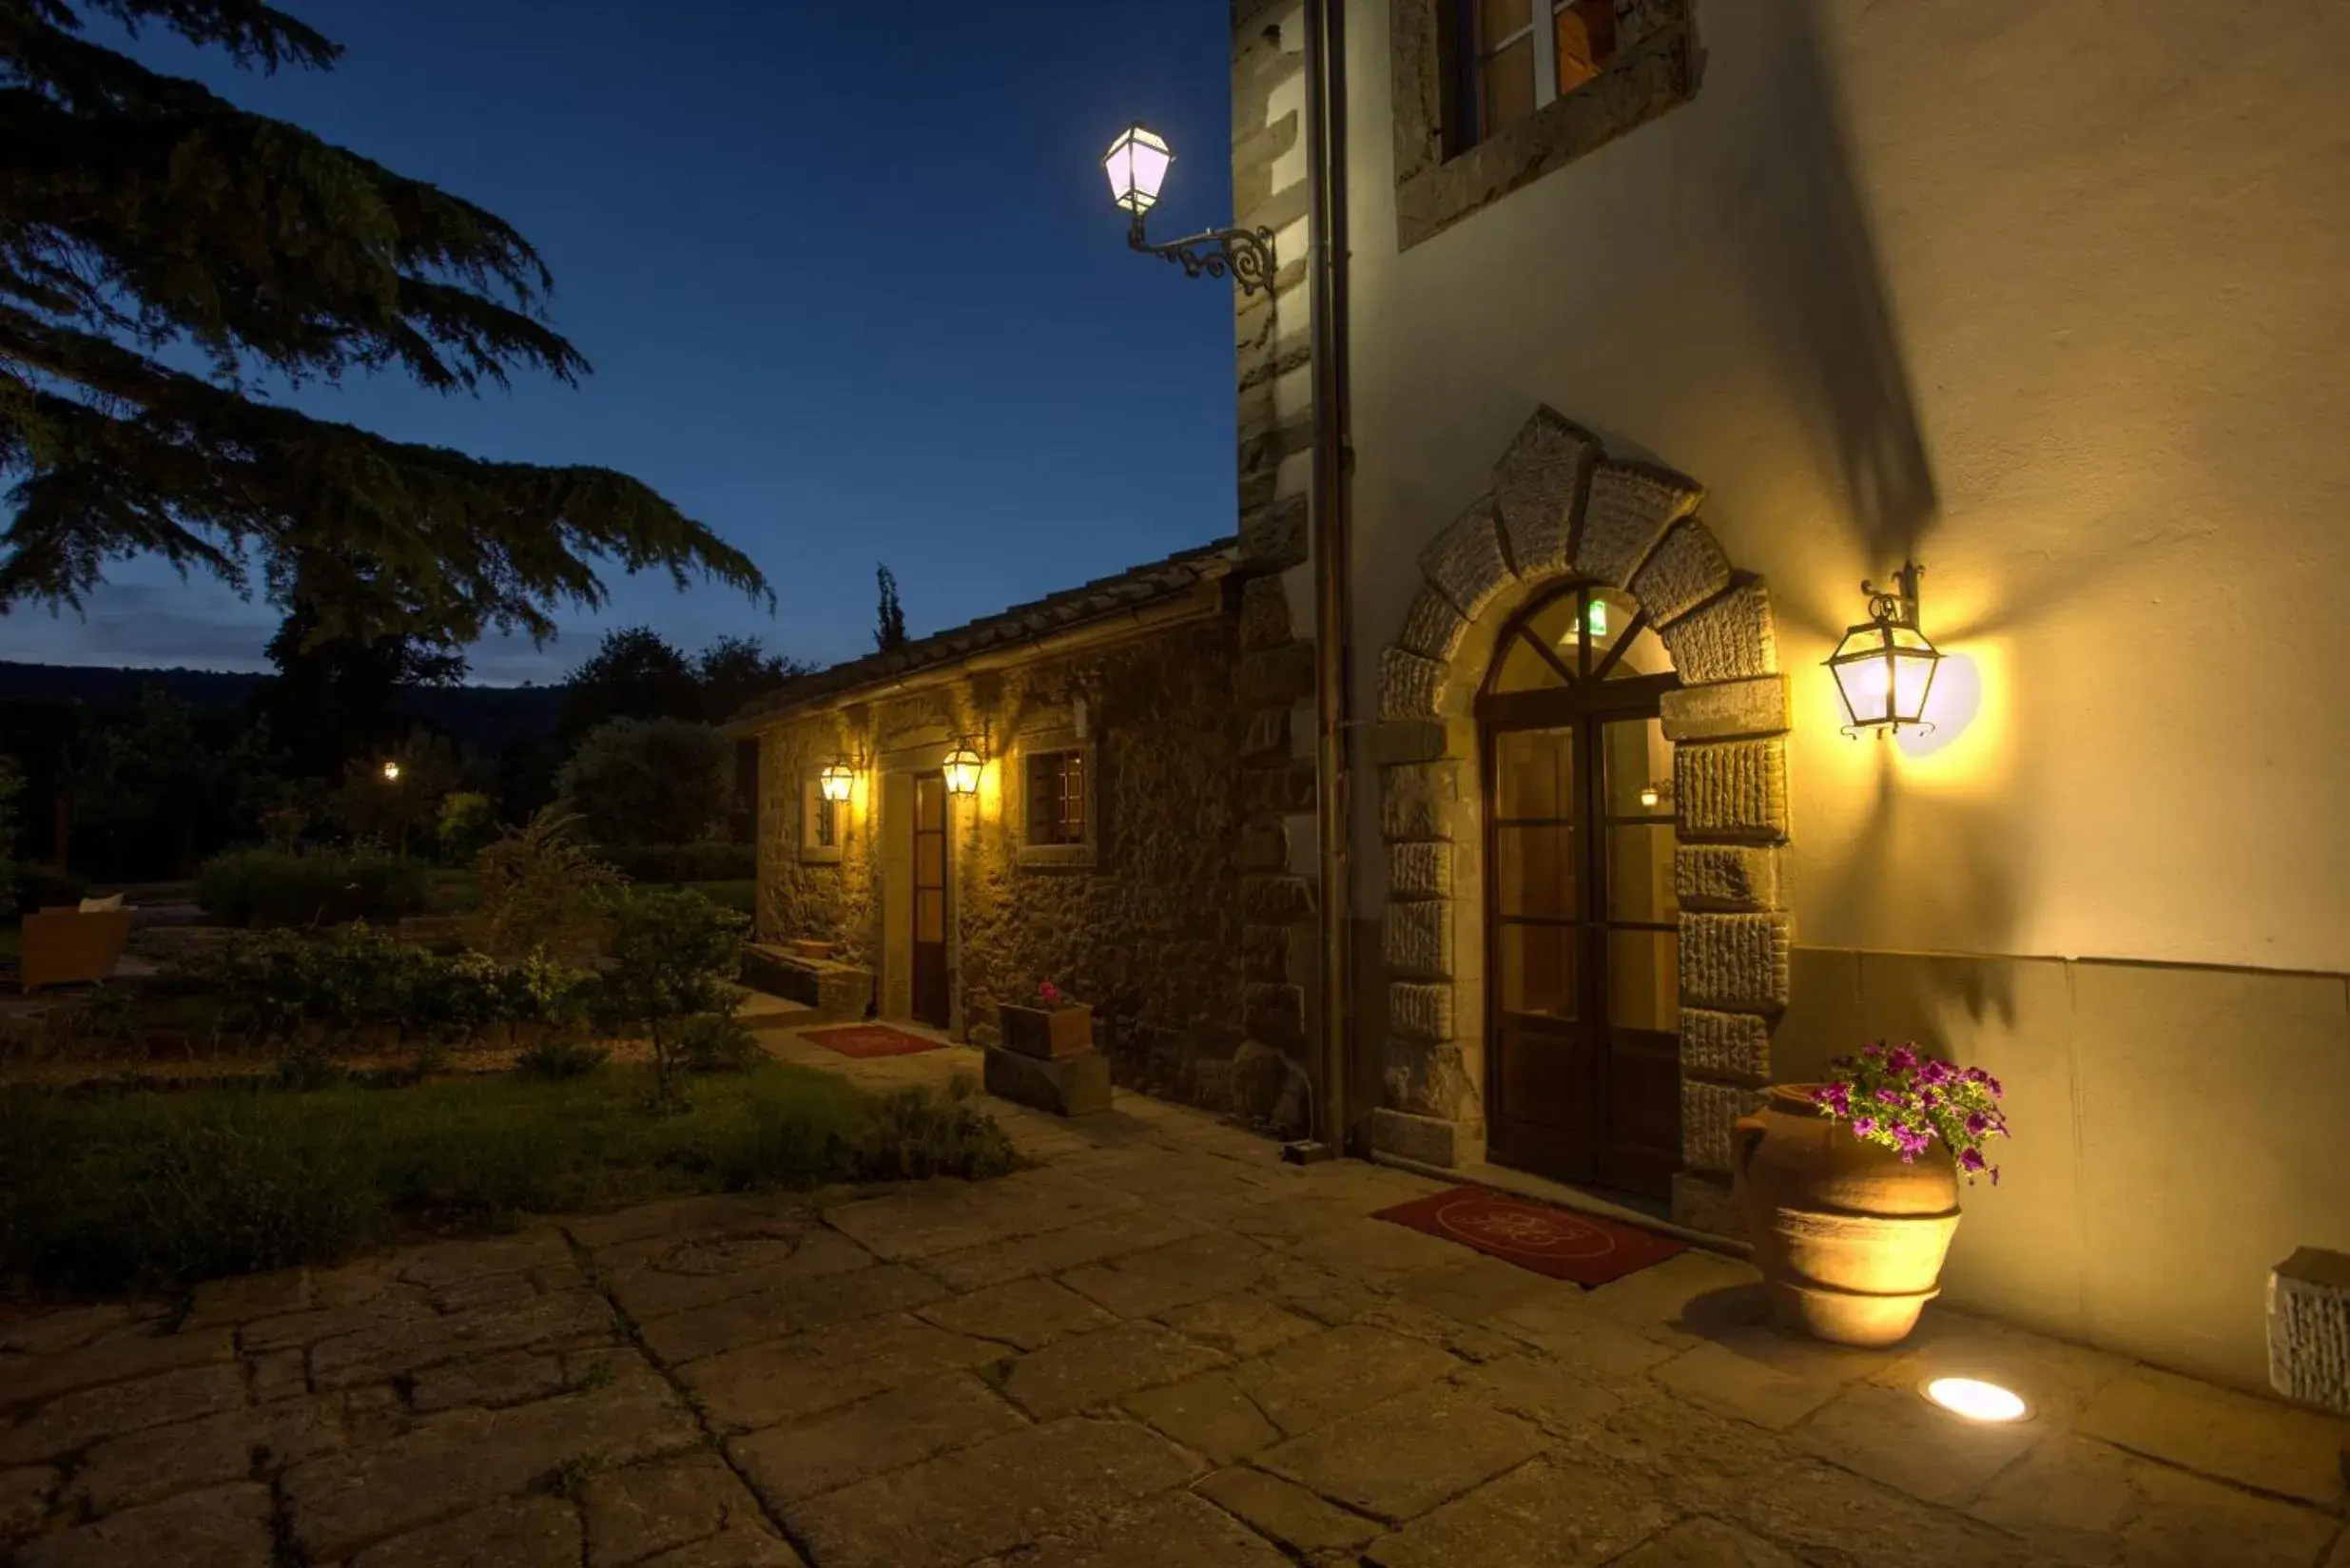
[1706,0,1939,642]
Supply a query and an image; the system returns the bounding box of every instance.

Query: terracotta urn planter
[1000,1001,1093,1061]
[1734,1084,1963,1348]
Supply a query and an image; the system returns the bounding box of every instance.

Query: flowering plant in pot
[1000,978,1093,1060]
[1810,1043,2010,1184]
[1735,1042,2013,1348]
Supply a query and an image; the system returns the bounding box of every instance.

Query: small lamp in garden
[1102,123,1275,295]
[380,760,401,782]
[1826,563,1944,737]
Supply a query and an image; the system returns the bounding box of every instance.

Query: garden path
[2,1023,2345,1567]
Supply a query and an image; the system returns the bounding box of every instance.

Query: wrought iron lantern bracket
[1127,212,1277,295]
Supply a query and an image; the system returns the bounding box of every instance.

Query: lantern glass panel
[1103,126,1173,213]
[1830,626,1894,726]
[819,765,854,803]
[1892,648,1940,725]
[942,747,983,796]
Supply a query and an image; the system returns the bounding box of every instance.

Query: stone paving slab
[1261,1382,1551,1523]
[579,1451,779,1567]
[994,1318,1232,1421]
[912,1275,1116,1350]
[0,1361,249,1463]
[966,1486,1292,1567]
[1194,1463,1386,1557]
[15,1481,273,1568]
[348,1493,582,1568]
[2075,1362,2350,1508]
[634,1262,945,1366]
[68,1396,343,1515]
[677,1312,1001,1433]
[782,1416,1206,1568]
[728,1372,1028,1506]
[1362,1453,1674,1568]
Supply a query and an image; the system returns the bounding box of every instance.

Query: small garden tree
[472,807,625,964]
[556,718,731,848]
[593,887,750,1107]
[335,729,464,860]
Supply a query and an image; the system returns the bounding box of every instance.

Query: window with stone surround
[798,768,843,865]
[1392,0,1696,249]
[1014,729,1097,870]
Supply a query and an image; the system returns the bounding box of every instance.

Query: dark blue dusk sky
[0,1,1238,684]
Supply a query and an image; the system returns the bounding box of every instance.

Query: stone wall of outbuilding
[753,612,1251,1113]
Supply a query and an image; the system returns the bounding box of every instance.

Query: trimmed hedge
[196,849,431,929]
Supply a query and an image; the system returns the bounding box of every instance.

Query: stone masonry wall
[953,620,1248,1111]
[756,719,877,967]
[752,613,1248,1114]
[1231,0,1324,1141]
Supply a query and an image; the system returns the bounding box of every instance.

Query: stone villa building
[738,0,2349,1398]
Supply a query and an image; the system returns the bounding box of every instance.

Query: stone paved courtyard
[3,1028,2346,1568]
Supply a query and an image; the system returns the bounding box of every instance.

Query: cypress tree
[0,0,768,645]
[874,563,906,652]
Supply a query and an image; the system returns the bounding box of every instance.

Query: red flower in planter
[1037,980,1062,1007]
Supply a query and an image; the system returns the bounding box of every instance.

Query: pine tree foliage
[874,563,905,652]
[0,0,769,644]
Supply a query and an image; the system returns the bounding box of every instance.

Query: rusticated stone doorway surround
[1370,407,1795,1235]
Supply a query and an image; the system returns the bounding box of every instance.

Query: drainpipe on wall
[1305,0,1358,1158]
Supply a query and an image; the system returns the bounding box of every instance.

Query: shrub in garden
[514,1039,610,1081]
[435,791,499,864]
[592,886,750,1106]
[196,848,430,928]
[473,807,626,963]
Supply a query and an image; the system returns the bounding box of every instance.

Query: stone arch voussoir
[1368,405,1795,1235]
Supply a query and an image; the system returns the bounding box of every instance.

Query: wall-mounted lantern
[1827,562,1944,737]
[1102,123,1276,295]
[817,762,855,803]
[942,743,984,797]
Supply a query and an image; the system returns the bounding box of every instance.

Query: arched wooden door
[1478,582,1682,1197]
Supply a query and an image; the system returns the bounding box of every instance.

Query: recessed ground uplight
[1920,1377,2030,1423]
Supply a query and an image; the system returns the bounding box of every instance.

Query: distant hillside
[0,660,566,751]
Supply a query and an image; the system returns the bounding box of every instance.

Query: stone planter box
[1000,1002,1093,1061]
[983,1046,1111,1117]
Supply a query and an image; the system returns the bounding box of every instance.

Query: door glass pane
[1490,630,1566,693]
[916,778,943,829]
[1500,922,1576,1017]
[1497,824,1576,920]
[1479,35,1537,134]
[1523,591,1586,674]
[1601,717,1674,819]
[916,832,942,888]
[1493,727,1570,820]
[1554,0,1617,92]
[1584,587,1637,670]
[1607,928,1679,1031]
[917,889,943,943]
[1606,825,1677,921]
[1603,619,1672,679]
[1478,0,1531,44]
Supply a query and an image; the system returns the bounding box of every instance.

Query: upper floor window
[1454,0,1618,153]
[1025,749,1086,847]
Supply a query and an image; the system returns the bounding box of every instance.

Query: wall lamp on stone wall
[942,742,985,797]
[1827,562,1945,738]
[817,762,856,803]
[1102,124,1276,296]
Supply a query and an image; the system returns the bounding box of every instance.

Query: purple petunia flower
[1875,1087,1903,1107]
[1965,1112,1990,1135]
[1852,1115,1877,1136]
[1959,1148,1987,1172]
[1885,1045,1918,1074]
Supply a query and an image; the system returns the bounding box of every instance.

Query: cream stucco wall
[1337,0,2350,1389]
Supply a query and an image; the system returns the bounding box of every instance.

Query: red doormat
[1372,1186,1685,1287]
[800,1025,942,1059]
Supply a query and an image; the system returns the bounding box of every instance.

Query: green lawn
[0,1063,1011,1295]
